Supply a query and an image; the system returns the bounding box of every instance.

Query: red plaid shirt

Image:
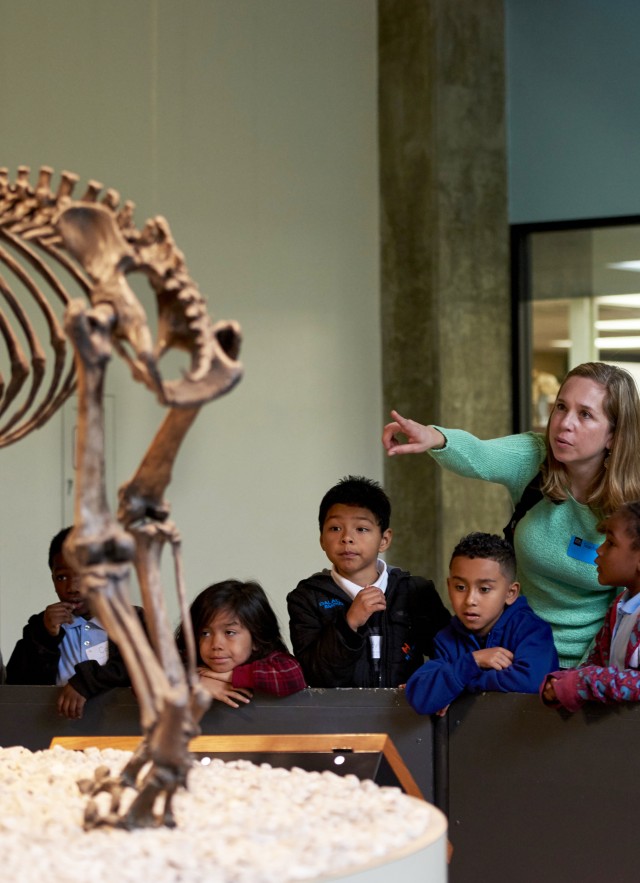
[232,650,306,697]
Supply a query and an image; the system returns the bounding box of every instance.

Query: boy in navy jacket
[287,476,450,687]
[406,532,558,715]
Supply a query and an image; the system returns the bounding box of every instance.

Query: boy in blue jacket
[406,532,558,715]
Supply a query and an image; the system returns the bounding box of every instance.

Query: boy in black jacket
[287,476,450,687]
[6,527,142,719]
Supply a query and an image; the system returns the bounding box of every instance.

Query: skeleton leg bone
[1,168,244,831]
[63,298,200,828]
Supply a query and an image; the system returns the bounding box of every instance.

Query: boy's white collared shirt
[331,558,389,600]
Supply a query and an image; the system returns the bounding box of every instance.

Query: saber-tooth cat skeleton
[0,165,243,828]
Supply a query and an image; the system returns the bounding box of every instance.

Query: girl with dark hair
[383,362,640,668]
[176,580,306,707]
[542,501,640,710]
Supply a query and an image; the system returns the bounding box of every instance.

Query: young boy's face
[50,550,89,617]
[596,512,640,595]
[320,504,392,587]
[447,556,519,637]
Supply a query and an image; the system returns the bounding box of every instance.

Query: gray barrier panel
[444,692,640,883]
[0,685,435,800]
[8,682,638,881]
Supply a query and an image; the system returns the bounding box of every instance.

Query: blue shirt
[56,616,109,685]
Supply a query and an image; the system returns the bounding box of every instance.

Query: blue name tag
[567,535,598,566]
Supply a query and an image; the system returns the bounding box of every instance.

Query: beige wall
[0,0,379,656]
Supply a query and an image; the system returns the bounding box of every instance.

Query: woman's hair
[175,579,288,665]
[542,361,640,514]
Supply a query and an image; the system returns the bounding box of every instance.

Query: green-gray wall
[0,0,379,655]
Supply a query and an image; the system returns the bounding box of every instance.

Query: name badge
[86,640,109,666]
[567,535,598,566]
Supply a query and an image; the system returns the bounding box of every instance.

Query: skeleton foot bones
[0,166,243,828]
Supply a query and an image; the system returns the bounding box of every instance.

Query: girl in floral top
[542,501,640,710]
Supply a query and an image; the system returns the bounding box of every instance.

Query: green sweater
[430,428,617,668]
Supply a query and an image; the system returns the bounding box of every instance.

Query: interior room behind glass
[525,222,640,430]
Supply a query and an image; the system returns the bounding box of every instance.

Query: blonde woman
[382,362,640,667]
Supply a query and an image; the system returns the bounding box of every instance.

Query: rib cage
[0,166,89,446]
[0,164,240,447]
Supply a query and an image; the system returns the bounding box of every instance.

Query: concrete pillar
[379,0,512,591]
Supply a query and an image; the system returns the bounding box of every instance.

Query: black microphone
[368,611,383,686]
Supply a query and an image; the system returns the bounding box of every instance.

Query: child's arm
[405,642,520,713]
[541,675,560,704]
[473,647,514,670]
[287,587,366,686]
[405,630,475,714]
[345,587,386,630]
[231,651,307,697]
[465,617,558,695]
[406,616,558,714]
[540,606,618,711]
[57,683,87,719]
[5,612,63,685]
[42,601,76,636]
[547,664,640,711]
[540,600,640,711]
[197,669,253,708]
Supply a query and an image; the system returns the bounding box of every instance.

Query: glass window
[512,219,640,431]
